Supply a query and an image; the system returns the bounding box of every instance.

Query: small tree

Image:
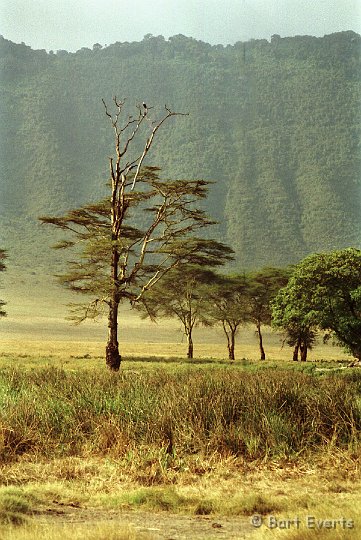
[272,248,361,362]
[40,98,223,371]
[0,250,6,318]
[140,259,233,359]
[246,267,290,360]
[205,275,249,361]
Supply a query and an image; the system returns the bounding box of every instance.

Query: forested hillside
[0,31,360,269]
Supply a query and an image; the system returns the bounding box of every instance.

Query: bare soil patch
[34,502,254,539]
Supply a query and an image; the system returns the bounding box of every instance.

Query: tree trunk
[106,298,121,371]
[300,342,308,362]
[293,343,299,361]
[228,330,235,361]
[256,322,266,360]
[187,332,194,359]
[350,346,361,363]
[106,245,121,371]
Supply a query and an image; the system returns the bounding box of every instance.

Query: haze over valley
[0,23,360,344]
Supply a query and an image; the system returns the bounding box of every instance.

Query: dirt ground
[34,502,254,539]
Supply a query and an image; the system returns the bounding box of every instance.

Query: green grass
[0,487,38,527]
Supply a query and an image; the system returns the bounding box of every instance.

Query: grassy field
[0,334,359,539]
[0,275,359,539]
[0,267,354,363]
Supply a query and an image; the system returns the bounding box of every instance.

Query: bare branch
[131,107,188,190]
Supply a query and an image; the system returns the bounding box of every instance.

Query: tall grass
[0,367,360,463]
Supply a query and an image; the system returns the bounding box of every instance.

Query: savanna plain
[0,275,360,540]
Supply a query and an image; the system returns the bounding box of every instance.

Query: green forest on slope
[0,31,360,270]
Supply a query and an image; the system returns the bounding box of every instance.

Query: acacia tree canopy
[139,252,234,359]
[245,267,290,360]
[272,248,361,361]
[40,166,226,367]
[204,274,249,361]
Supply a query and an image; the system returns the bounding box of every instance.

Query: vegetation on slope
[1,31,360,269]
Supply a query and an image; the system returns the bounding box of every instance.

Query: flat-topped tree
[245,267,290,360]
[204,274,249,361]
[140,253,234,359]
[0,250,6,318]
[40,98,223,370]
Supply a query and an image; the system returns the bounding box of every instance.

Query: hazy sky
[1,0,360,51]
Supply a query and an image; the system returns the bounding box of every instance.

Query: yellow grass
[0,275,358,538]
[1,268,353,363]
[0,453,360,539]
[0,325,352,365]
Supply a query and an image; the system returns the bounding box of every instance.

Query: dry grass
[0,321,358,538]
[0,334,352,369]
[0,522,147,540]
[0,366,359,463]
[0,453,360,539]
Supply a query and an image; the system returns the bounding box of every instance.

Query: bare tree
[41,99,222,370]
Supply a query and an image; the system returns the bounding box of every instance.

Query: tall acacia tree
[41,99,218,370]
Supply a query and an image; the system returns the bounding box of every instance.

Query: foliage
[245,267,290,359]
[204,274,249,361]
[272,248,361,361]
[140,260,233,358]
[40,171,217,312]
[1,32,360,271]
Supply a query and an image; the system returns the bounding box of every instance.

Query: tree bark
[187,332,194,359]
[106,245,121,371]
[228,330,235,361]
[300,342,308,362]
[106,299,121,371]
[256,322,266,360]
[293,343,299,361]
[106,298,121,370]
